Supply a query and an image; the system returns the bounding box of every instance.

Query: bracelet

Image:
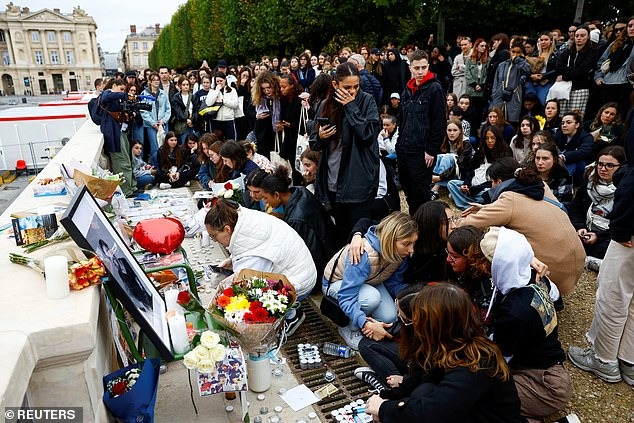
[353,232,363,237]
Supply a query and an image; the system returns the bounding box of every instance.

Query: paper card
[197,341,248,396]
[11,213,58,245]
[280,384,320,412]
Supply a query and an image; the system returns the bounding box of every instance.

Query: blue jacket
[325,226,409,330]
[359,69,383,107]
[140,88,171,128]
[99,89,127,153]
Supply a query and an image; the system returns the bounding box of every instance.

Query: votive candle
[164,288,183,313]
[44,255,70,299]
[168,313,189,354]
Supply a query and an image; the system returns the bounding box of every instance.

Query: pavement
[0,174,31,215]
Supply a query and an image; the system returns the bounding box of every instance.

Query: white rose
[218,188,226,196]
[200,331,220,349]
[209,344,226,362]
[194,345,210,361]
[198,358,215,374]
[231,182,239,190]
[223,189,234,198]
[183,351,199,370]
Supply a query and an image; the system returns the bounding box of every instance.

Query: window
[142,42,148,50]
[47,31,56,42]
[133,41,138,50]
[1,51,10,65]
[31,31,40,42]
[51,50,59,64]
[0,30,5,42]
[66,50,73,64]
[34,50,43,65]
[63,31,71,42]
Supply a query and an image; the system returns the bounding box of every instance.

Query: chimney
[130,25,136,34]
[53,8,60,13]
[155,23,160,34]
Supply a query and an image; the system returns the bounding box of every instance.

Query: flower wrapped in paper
[208,269,296,352]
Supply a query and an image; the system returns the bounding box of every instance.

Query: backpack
[87,94,104,125]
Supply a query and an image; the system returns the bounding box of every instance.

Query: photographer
[99,78,136,196]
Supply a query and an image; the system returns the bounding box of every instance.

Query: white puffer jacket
[206,86,239,121]
[229,207,317,298]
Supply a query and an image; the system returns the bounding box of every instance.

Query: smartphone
[208,265,233,276]
[316,117,332,126]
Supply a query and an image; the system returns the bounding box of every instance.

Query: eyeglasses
[394,298,413,326]
[614,26,627,32]
[597,161,620,169]
[445,248,463,263]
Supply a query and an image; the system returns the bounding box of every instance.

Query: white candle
[164,288,183,313]
[44,255,70,300]
[168,314,189,354]
[200,231,211,247]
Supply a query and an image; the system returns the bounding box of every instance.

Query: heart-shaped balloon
[133,218,185,254]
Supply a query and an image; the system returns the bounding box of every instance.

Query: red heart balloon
[133,218,185,254]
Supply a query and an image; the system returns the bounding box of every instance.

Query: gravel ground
[401,192,634,422]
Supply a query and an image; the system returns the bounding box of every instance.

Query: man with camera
[100,78,136,196]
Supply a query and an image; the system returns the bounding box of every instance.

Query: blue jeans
[322,280,398,328]
[566,161,586,187]
[447,179,485,210]
[136,173,154,189]
[179,127,197,144]
[144,126,159,168]
[433,153,456,187]
[525,81,554,107]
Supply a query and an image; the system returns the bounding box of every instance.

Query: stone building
[0,3,102,96]
[120,24,160,73]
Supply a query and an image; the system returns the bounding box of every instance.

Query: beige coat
[462,187,585,295]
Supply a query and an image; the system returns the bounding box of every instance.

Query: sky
[15,1,181,52]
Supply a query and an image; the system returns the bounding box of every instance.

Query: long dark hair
[320,62,359,132]
[412,201,451,255]
[478,125,511,163]
[158,131,182,171]
[220,140,248,171]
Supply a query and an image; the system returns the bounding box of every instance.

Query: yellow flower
[535,115,546,130]
[225,294,250,313]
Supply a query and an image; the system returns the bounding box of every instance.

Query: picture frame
[61,186,173,360]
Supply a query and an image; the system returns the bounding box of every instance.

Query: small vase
[246,352,271,392]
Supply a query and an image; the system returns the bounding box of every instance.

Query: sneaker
[568,346,621,382]
[338,325,363,350]
[619,361,634,387]
[354,367,388,393]
[159,183,172,190]
[185,181,191,187]
[585,256,602,272]
[429,190,440,201]
[556,413,581,423]
[284,308,305,337]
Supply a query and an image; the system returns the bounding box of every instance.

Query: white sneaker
[185,181,191,187]
[159,183,171,190]
[338,325,363,350]
[585,256,602,272]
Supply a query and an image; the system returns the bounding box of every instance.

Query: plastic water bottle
[322,342,355,358]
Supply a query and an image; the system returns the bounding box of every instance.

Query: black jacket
[284,187,336,282]
[379,366,525,423]
[554,128,594,165]
[279,95,301,161]
[397,75,446,155]
[359,68,383,107]
[556,46,599,90]
[610,164,634,242]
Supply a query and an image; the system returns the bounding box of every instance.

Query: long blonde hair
[375,212,418,264]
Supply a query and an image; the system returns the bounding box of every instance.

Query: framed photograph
[61,186,173,360]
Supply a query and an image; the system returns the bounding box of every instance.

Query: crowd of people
[93,16,634,423]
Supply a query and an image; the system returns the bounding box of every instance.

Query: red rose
[253,307,270,321]
[222,287,235,297]
[177,290,190,306]
[249,301,263,312]
[224,182,232,190]
[112,381,128,396]
[244,312,255,323]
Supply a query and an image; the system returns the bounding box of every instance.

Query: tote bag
[270,131,292,174]
[295,106,310,173]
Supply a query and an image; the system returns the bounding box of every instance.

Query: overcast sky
[16,1,181,52]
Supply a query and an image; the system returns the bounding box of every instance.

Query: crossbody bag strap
[543,195,567,213]
[326,247,347,297]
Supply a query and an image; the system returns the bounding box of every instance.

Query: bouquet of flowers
[105,367,141,398]
[208,269,296,352]
[535,115,546,130]
[216,181,243,204]
[182,330,227,373]
[69,256,106,290]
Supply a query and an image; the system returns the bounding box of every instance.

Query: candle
[164,288,183,313]
[200,231,211,247]
[167,314,189,354]
[44,256,70,300]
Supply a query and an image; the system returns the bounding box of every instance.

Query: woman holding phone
[309,62,381,243]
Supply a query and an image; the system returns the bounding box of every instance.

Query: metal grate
[282,299,373,422]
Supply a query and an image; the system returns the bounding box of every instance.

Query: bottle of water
[322,342,355,358]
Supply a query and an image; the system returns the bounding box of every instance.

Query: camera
[121,98,152,113]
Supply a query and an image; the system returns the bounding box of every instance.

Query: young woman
[366,282,525,422]
[525,31,558,107]
[554,110,595,185]
[206,71,239,140]
[510,115,539,163]
[542,99,561,135]
[381,48,409,105]
[219,140,259,179]
[277,74,302,174]
[260,166,336,293]
[197,135,230,189]
[204,198,317,301]
[555,25,598,117]
[533,142,573,205]
[252,71,281,158]
[131,140,155,190]
[155,131,197,189]
[465,38,490,123]
[192,75,212,133]
[480,106,515,145]
[296,52,316,92]
[431,118,474,199]
[448,125,512,209]
[170,75,195,144]
[446,93,458,117]
[583,102,626,150]
[322,212,418,350]
[491,45,531,126]
[568,146,626,266]
[309,62,380,242]
[463,227,572,420]
[140,71,171,168]
[236,67,255,139]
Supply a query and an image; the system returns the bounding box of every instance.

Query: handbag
[320,247,350,327]
[600,58,611,74]
[295,107,310,173]
[546,80,572,101]
[198,102,222,119]
[270,131,293,174]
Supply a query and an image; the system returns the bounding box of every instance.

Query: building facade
[120,24,160,73]
[0,3,102,96]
